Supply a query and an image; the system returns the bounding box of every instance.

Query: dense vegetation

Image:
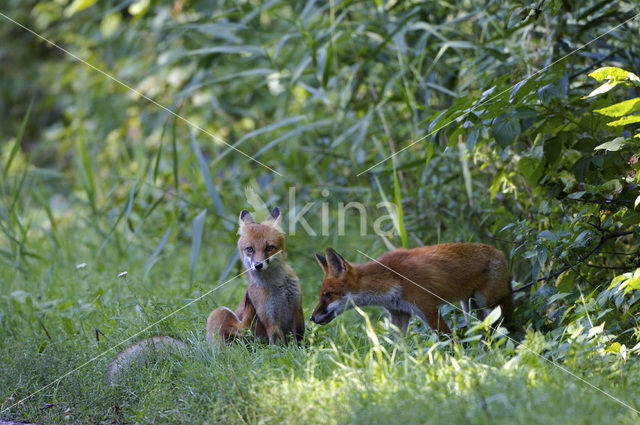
[1,0,640,423]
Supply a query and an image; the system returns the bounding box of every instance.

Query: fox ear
[238,210,255,235]
[263,206,283,232]
[315,253,328,274]
[325,248,348,277]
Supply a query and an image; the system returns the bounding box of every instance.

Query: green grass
[1,236,639,424]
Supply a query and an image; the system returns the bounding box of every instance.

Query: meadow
[2,1,640,423]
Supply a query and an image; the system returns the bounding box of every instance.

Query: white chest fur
[329,286,427,323]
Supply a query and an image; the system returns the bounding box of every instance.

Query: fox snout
[310,307,335,325]
[310,312,334,325]
[252,257,270,272]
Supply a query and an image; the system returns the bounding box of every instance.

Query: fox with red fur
[206,207,305,344]
[310,243,513,334]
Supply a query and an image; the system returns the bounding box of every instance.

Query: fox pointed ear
[325,248,348,277]
[263,206,283,232]
[315,253,328,274]
[238,210,255,235]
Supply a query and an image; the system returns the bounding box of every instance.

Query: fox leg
[460,298,483,327]
[266,324,286,345]
[460,300,470,327]
[388,309,410,335]
[293,305,305,344]
[423,305,452,334]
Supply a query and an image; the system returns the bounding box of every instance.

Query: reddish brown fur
[311,243,513,334]
[207,208,304,344]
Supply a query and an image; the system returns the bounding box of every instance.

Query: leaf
[594,137,626,152]
[584,81,621,98]
[492,114,521,147]
[190,209,207,285]
[184,45,264,56]
[518,156,545,185]
[537,230,556,241]
[607,115,640,127]
[483,306,502,327]
[190,130,226,219]
[64,0,97,17]
[588,67,640,83]
[593,98,640,118]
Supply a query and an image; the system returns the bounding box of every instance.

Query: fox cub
[107,207,304,383]
[310,243,513,334]
[206,207,305,345]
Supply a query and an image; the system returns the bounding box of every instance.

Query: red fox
[107,207,303,383]
[310,243,513,334]
[206,207,305,345]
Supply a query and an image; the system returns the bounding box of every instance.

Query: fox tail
[106,336,187,384]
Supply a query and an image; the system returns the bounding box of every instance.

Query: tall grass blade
[144,224,174,275]
[4,101,32,181]
[190,129,226,221]
[458,140,473,207]
[190,208,207,285]
[153,120,168,184]
[392,163,408,248]
[171,105,182,193]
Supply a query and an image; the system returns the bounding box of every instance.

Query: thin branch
[512,230,635,292]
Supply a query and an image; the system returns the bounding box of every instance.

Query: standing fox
[206,207,305,345]
[310,243,513,334]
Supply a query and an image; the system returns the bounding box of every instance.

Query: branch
[512,230,635,292]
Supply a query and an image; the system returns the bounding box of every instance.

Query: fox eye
[265,245,275,252]
[324,292,332,299]
[245,247,254,254]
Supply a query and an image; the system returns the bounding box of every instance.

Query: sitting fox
[107,207,303,383]
[206,207,305,345]
[310,244,513,334]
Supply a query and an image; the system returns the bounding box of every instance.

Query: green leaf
[190,209,207,285]
[483,306,502,327]
[584,81,622,98]
[594,137,626,152]
[607,115,640,127]
[492,114,521,147]
[588,67,640,83]
[518,156,545,185]
[64,0,97,17]
[593,98,640,118]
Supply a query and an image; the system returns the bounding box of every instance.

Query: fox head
[310,248,358,325]
[237,207,285,273]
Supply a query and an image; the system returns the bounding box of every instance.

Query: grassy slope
[1,238,639,424]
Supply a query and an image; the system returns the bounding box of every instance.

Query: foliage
[1,0,640,422]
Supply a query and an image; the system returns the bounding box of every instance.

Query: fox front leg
[388,309,411,335]
[266,324,286,345]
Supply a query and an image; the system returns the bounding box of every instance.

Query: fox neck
[247,257,292,288]
[350,261,400,294]
[327,261,406,315]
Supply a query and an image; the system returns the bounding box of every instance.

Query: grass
[1,232,639,424]
[2,1,640,423]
